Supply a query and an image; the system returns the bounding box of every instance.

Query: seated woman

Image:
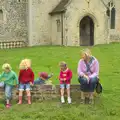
[34,72,53,85]
[77,48,99,104]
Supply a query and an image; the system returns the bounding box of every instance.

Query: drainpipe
[28,0,32,46]
[61,13,64,45]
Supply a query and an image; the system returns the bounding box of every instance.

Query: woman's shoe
[80,99,85,104]
[89,99,94,105]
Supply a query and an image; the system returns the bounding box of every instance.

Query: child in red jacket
[18,59,34,105]
[59,61,72,104]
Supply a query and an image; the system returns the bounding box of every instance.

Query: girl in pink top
[59,61,72,104]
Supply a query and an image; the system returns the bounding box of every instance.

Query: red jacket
[18,68,34,84]
[59,68,72,84]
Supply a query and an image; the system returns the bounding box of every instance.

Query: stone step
[0,84,99,102]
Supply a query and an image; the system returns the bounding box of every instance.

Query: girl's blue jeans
[4,84,13,100]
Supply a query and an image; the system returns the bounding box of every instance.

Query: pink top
[59,68,72,84]
[77,57,99,79]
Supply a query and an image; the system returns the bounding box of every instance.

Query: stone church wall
[0,0,27,44]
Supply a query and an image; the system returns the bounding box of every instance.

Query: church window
[108,1,116,29]
[56,19,61,32]
[0,10,3,22]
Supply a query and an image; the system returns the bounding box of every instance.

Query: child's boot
[6,99,11,108]
[61,96,65,103]
[27,96,31,104]
[18,96,22,104]
[6,104,11,108]
[68,97,71,104]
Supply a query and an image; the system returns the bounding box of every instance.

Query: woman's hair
[59,61,67,67]
[19,59,31,70]
[2,63,12,70]
[81,48,92,57]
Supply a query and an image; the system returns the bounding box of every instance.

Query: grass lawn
[0,43,120,120]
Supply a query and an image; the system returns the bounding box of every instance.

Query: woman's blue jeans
[78,76,98,92]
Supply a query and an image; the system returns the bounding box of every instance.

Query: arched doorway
[80,16,94,46]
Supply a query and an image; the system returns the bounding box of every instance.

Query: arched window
[56,19,61,32]
[18,0,21,2]
[17,0,27,3]
[0,9,3,21]
[108,1,116,29]
[111,7,115,29]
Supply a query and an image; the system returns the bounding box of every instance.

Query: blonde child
[0,63,18,108]
[59,61,72,104]
[18,59,34,105]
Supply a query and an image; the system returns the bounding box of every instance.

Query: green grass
[0,43,120,120]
